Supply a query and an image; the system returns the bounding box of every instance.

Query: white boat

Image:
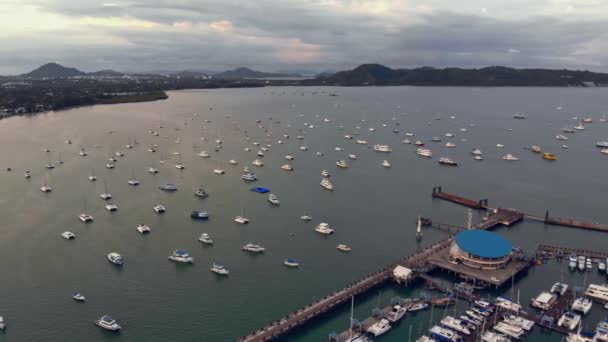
[336,160,349,168]
[153,204,166,213]
[40,184,53,192]
[551,282,569,295]
[367,318,391,337]
[429,325,461,342]
[107,252,123,265]
[229,159,238,165]
[241,171,257,181]
[531,291,556,310]
[299,146,308,151]
[558,312,582,331]
[503,314,534,331]
[386,305,407,323]
[242,243,265,253]
[79,213,93,222]
[372,144,392,152]
[336,244,351,252]
[198,233,213,244]
[284,154,295,160]
[24,170,31,179]
[556,134,569,141]
[440,316,471,335]
[502,154,519,161]
[445,142,456,147]
[257,150,265,157]
[95,315,121,331]
[382,160,391,168]
[596,141,608,148]
[300,215,313,221]
[599,262,606,272]
[79,148,87,156]
[315,222,334,235]
[481,331,511,342]
[321,169,330,177]
[105,163,114,169]
[136,224,151,234]
[495,297,522,313]
[105,203,118,212]
[72,293,86,302]
[213,168,225,174]
[585,284,608,303]
[493,322,524,339]
[416,148,432,157]
[356,139,368,145]
[320,178,334,190]
[252,159,264,166]
[100,192,112,200]
[147,167,159,174]
[175,163,185,170]
[267,194,280,205]
[402,139,411,144]
[284,258,300,267]
[198,151,210,158]
[408,302,429,312]
[566,331,600,342]
[168,250,193,263]
[210,263,229,275]
[471,149,483,155]
[61,231,76,240]
[572,297,593,315]
[281,164,294,171]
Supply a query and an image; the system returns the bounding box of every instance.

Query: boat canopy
[250,187,270,193]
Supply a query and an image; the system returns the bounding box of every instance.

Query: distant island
[2,62,607,118]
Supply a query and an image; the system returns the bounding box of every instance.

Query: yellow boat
[543,152,557,160]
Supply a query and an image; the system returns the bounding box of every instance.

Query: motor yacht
[367,318,391,337]
[493,322,524,339]
[234,216,250,224]
[409,302,429,312]
[558,312,582,331]
[213,168,225,174]
[382,160,391,168]
[79,148,87,156]
[596,141,608,148]
[107,252,123,265]
[168,250,193,263]
[531,291,556,310]
[105,203,118,212]
[440,316,471,335]
[495,297,522,313]
[299,146,308,151]
[241,171,257,181]
[267,194,280,205]
[79,213,93,222]
[25,170,31,179]
[430,325,461,342]
[191,211,209,219]
[471,149,483,155]
[556,134,569,140]
[585,284,608,303]
[432,137,442,142]
[147,167,159,174]
[438,158,457,166]
[229,159,238,165]
[242,243,265,253]
[416,148,432,157]
[386,305,407,323]
[402,139,411,144]
[194,189,208,198]
[252,159,264,166]
[198,151,210,158]
[95,315,121,331]
[105,163,114,169]
[445,142,456,148]
[356,139,368,144]
[373,144,392,152]
[153,204,166,213]
[256,151,265,157]
[72,293,86,302]
[100,192,112,200]
[281,164,294,171]
[210,263,229,275]
[300,215,313,221]
[40,184,53,192]
[502,154,519,161]
[127,178,139,186]
[543,152,557,160]
[315,222,335,235]
[336,160,349,168]
[284,258,300,267]
[321,169,330,177]
[198,233,213,244]
[61,231,76,240]
[415,141,425,146]
[135,224,151,234]
[175,163,185,170]
[481,331,511,342]
[159,184,178,191]
[337,244,351,252]
[503,314,534,331]
[284,154,295,160]
[320,178,334,190]
[566,331,600,342]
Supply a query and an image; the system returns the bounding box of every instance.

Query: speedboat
[408,302,429,312]
[336,160,349,168]
[242,243,265,253]
[321,169,330,177]
[386,305,407,323]
[127,179,139,186]
[438,158,457,166]
[175,163,185,170]
[284,154,295,160]
[572,297,593,315]
[382,160,391,168]
[281,164,294,171]
[159,184,178,191]
[194,189,208,198]
[148,167,159,174]
[198,151,210,158]
[191,211,209,219]
[320,178,334,190]
[372,144,392,152]
[136,224,151,234]
[471,149,483,155]
[40,184,53,192]
[72,293,86,302]
[284,258,300,267]
[153,204,166,213]
[445,142,456,148]
[267,194,280,205]
[502,154,519,161]
[213,168,225,174]
[241,172,257,181]
[107,252,123,265]
[416,148,432,157]
[336,244,351,252]
[558,312,581,331]
[198,233,213,244]
[367,318,391,337]
[95,315,121,331]
[234,216,250,224]
[430,325,461,342]
[252,159,264,166]
[105,203,118,212]
[79,213,93,222]
[100,192,112,200]
[300,215,313,221]
[210,263,229,275]
[348,154,357,160]
[61,231,76,240]
[315,222,334,235]
[168,250,193,263]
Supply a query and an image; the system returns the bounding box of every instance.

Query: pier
[537,244,608,259]
[432,186,488,209]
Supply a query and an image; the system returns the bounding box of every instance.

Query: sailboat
[128,169,140,186]
[89,168,97,181]
[100,180,112,200]
[344,296,371,342]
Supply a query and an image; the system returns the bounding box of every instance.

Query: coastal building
[448,230,512,270]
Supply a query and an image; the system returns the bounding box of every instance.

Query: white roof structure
[392,265,412,281]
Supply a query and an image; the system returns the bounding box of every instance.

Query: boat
[585,284,608,303]
[471,149,483,155]
[587,258,593,271]
[321,169,330,177]
[531,145,542,153]
[105,203,118,212]
[567,331,600,342]
[574,122,586,130]
[440,316,471,335]
[257,150,265,157]
[79,148,87,156]
[432,137,442,142]
[315,222,335,235]
[147,167,159,174]
[356,139,368,145]
[320,178,334,190]
[281,164,294,171]
[284,258,300,267]
[493,322,524,339]
[300,215,313,221]
[252,159,264,166]
[402,139,411,144]
[242,243,265,253]
[24,170,31,179]
[107,252,123,265]
[72,293,86,302]
[175,163,185,170]
[603,149,608,154]
[373,144,392,152]
[241,171,257,181]
[543,152,557,160]
[382,160,391,168]
[299,146,308,151]
[367,318,391,336]
[481,331,511,342]
[558,312,582,331]
[445,142,456,148]
[136,224,151,234]
[386,305,406,323]
[251,187,270,193]
[95,315,121,331]
[530,291,556,310]
[284,154,295,160]
[267,194,280,205]
[429,325,461,342]
[513,114,527,119]
[198,233,213,244]
[79,213,93,222]
[496,144,505,148]
[438,158,457,166]
[168,250,193,263]
[159,184,178,192]
[40,184,53,192]
[210,263,229,275]
[503,315,534,331]
[153,204,166,213]
[495,297,522,313]
[415,141,425,146]
[191,211,209,219]
[551,282,569,295]
[194,189,208,198]
[599,262,606,272]
[105,163,114,169]
[408,302,429,312]
[61,231,76,240]
[336,160,349,168]
[596,141,608,148]
[571,297,593,315]
[466,310,486,323]
[336,244,351,252]
[229,159,238,165]
[416,148,432,157]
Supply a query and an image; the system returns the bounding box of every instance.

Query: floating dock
[432,186,488,209]
[537,244,608,259]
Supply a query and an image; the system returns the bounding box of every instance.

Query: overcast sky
[1,0,608,74]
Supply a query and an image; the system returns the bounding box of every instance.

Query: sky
[1,0,608,74]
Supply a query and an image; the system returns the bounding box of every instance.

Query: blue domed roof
[455,230,512,259]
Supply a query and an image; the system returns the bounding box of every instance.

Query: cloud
[0,0,607,74]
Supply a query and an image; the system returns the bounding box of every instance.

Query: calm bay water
[0,86,606,342]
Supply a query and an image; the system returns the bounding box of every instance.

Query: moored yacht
[373,144,392,152]
[315,222,334,235]
[105,203,118,212]
[252,159,264,166]
[386,305,407,323]
[336,244,351,252]
[194,189,208,198]
[493,322,524,339]
[210,263,229,275]
[242,243,265,253]
[40,184,53,192]
[382,160,391,168]
[234,215,249,224]
[191,211,209,219]
[159,184,178,191]
[267,194,280,205]
[79,213,93,222]
[198,233,213,244]
[284,258,300,267]
[430,325,461,342]
[440,316,471,335]
[72,293,86,302]
[320,178,334,190]
[95,315,121,331]
[153,204,166,213]
[147,167,159,174]
[438,158,457,166]
[107,252,123,265]
[367,318,391,337]
[558,312,582,331]
[481,331,510,342]
[336,160,349,168]
[168,250,193,263]
[416,148,432,157]
[61,231,76,240]
[136,224,151,234]
[281,164,294,171]
[502,154,519,161]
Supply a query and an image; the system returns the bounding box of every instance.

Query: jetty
[537,244,608,259]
